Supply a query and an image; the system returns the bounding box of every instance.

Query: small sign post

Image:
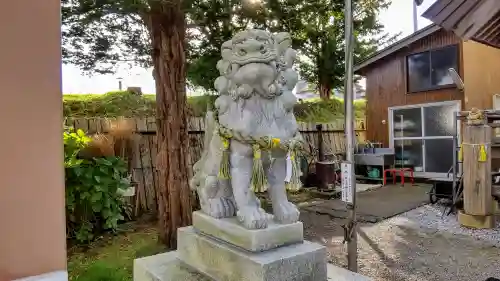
[341,162,353,204]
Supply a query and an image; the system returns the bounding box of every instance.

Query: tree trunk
[319,84,331,100]
[147,2,192,249]
[316,52,331,100]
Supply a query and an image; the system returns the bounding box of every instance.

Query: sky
[62,0,436,94]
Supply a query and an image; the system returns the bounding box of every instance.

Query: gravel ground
[302,204,500,281]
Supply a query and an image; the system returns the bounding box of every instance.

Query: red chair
[383,168,414,186]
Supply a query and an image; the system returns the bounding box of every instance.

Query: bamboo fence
[66,117,366,215]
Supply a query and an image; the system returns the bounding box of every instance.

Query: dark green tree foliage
[185,0,258,90]
[264,0,398,99]
[63,0,395,96]
[187,0,398,98]
[61,0,152,73]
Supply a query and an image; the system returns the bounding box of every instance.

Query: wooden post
[459,123,495,228]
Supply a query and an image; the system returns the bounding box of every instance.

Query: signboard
[341,162,354,204]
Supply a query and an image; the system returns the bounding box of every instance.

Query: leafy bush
[63,91,365,121]
[63,91,156,117]
[294,98,366,122]
[64,128,130,243]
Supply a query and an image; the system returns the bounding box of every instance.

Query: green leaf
[99,166,109,173]
[81,192,90,199]
[91,192,102,202]
[102,209,112,219]
[92,203,102,212]
[76,129,86,137]
[73,166,84,176]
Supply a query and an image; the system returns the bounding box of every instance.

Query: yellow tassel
[285,150,302,192]
[250,144,268,193]
[458,144,463,162]
[479,144,487,162]
[218,137,231,179]
[271,138,281,148]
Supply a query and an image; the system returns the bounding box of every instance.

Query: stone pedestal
[178,226,326,281]
[134,252,373,281]
[134,211,330,281]
[192,211,304,252]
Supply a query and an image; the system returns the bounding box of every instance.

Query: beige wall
[0,0,66,280]
[463,40,500,109]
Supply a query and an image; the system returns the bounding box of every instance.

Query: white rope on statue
[285,152,293,183]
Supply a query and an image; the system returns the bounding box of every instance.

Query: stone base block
[458,210,496,229]
[192,211,303,252]
[177,226,326,281]
[133,252,373,281]
[134,251,210,281]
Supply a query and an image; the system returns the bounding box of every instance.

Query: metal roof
[422,0,500,49]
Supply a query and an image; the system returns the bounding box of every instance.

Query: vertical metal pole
[317,124,325,162]
[412,0,418,32]
[344,0,357,272]
[452,112,457,203]
[317,124,327,190]
[400,115,404,170]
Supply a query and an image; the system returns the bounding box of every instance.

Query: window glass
[394,139,423,171]
[423,104,456,137]
[406,45,459,92]
[424,139,454,173]
[393,108,422,138]
[407,52,431,92]
[430,45,458,86]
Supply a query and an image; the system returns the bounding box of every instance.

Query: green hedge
[63,91,365,122]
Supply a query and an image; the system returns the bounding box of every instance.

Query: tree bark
[319,84,331,100]
[147,2,192,249]
[316,52,331,100]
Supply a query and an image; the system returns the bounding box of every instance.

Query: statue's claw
[237,84,253,99]
[273,201,300,224]
[268,83,277,94]
[237,206,272,229]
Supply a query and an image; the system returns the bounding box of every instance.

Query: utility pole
[412,0,418,32]
[413,0,424,32]
[343,0,357,273]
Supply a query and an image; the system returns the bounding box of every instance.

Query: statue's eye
[238,49,247,56]
[260,46,266,53]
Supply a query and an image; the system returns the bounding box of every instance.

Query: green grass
[63,91,365,121]
[68,223,163,281]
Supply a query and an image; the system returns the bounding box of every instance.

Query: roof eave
[354,24,441,74]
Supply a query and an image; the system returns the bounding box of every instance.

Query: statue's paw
[273,201,300,224]
[236,206,272,229]
[208,197,236,219]
[268,83,277,94]
[236,84,253,99]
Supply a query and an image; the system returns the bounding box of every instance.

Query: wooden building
[354,23,500,177]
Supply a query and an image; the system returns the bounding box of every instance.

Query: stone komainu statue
[190,29,305,230]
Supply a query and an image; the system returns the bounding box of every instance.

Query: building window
[406,44,459,93]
